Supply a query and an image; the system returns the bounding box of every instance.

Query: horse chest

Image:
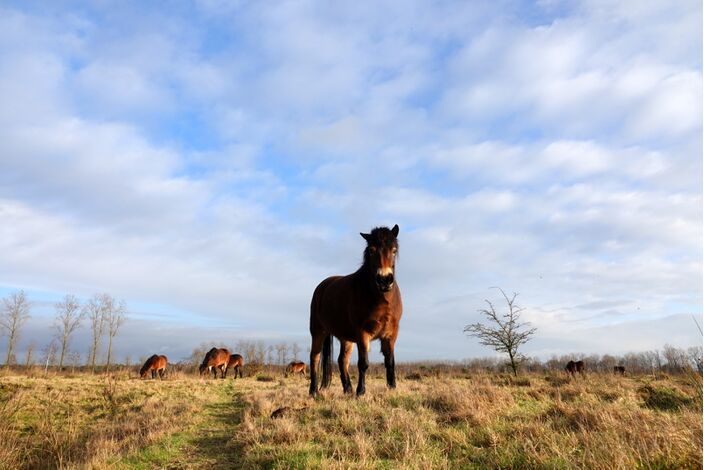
[361,304,395,338]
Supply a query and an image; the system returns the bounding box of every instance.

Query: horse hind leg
[309,332,326,396]
[321,335,333,389]
[338,341,354,394]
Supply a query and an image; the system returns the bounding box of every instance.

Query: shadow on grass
[187,388,248,469]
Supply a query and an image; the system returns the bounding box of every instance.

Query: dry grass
[0,371,230,469]
[0,369,701,469]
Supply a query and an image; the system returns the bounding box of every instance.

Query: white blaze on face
[377,266,393,277]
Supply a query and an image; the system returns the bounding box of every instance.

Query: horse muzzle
[376,273,394,292]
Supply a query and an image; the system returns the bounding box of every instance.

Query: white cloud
[0,0,699,362]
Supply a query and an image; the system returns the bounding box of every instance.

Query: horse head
[360,224,399,293]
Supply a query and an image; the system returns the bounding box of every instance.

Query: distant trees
[464,288,536,377]
[81,293,127,373]
[85,295,107,372]
[104,296,127,373]
[54,294,84,370]
[1,290,31,367]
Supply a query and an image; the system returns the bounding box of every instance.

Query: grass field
[0,368,701,469]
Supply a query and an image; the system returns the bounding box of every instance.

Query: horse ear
[391,224,399,238]
[360,232,371,242]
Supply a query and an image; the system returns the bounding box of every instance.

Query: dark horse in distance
[565,360,585,377]
[613,365,626,375]
[225,354,244,379]
[140,354,168,379]
[199,348,230,378]
[309,225,403,397]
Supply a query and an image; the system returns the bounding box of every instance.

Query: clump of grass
[639,384,694,411]
[256,374,276,382]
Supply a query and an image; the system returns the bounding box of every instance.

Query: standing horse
[565,360,585,377]
[285,361,306,377]
[199,348,230,379]
[140,354,168,379]
[225,354,244,379]
[309,225,403,397]
[613,365,626,376]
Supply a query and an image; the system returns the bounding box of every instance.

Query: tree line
[0,290,127,372]
[458,344,703,375]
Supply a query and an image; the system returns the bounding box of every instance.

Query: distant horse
[225,354,244,379]
[140,354,168,379]
[199,348,230,379]
[613,365,626,376]
[309,225,403,397]
[285,361,306,377]
[565,360,585,377]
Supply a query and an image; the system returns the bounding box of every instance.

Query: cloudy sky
[0,0,701,364]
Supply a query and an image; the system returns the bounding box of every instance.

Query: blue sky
[0,0,701,364]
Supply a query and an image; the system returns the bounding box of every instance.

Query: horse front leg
[381,338,397,389]
[356,336,370,397]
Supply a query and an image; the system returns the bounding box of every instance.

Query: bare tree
[687,346,703,374]
[291,342,301,361]
[275,343,288,366]
[464,288,536,377]
[1,291,31,367]
[54,294,84,370]
[69,351,82,373]
[25,340,36,368]
[104,296,127,373]
[84,294,107,372]
[41,340,58,374]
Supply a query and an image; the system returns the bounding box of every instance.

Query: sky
[0,0,701,365]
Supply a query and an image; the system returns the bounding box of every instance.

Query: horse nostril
[376,274,394,287]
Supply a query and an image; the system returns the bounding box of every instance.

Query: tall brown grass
[0,368,700,469]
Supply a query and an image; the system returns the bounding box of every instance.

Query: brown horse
[309,225,403,397]
[613,365,626,375]
[140,354,168,379]
[225,354,244,379]
[199,347,230,378]
[285,361,306,377]
[565,360,585,377]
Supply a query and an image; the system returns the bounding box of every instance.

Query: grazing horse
[613,365,626,376]
[565,360,585,377]
[285,361,306,377]
[140,354,168,379]
[199,348,230,379]
[225,354,244,379]
[309,225,403,397]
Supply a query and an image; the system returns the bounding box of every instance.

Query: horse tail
[321,335,333,388]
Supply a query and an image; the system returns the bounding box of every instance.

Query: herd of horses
[139,349,306,380]
[140,225,628,392]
